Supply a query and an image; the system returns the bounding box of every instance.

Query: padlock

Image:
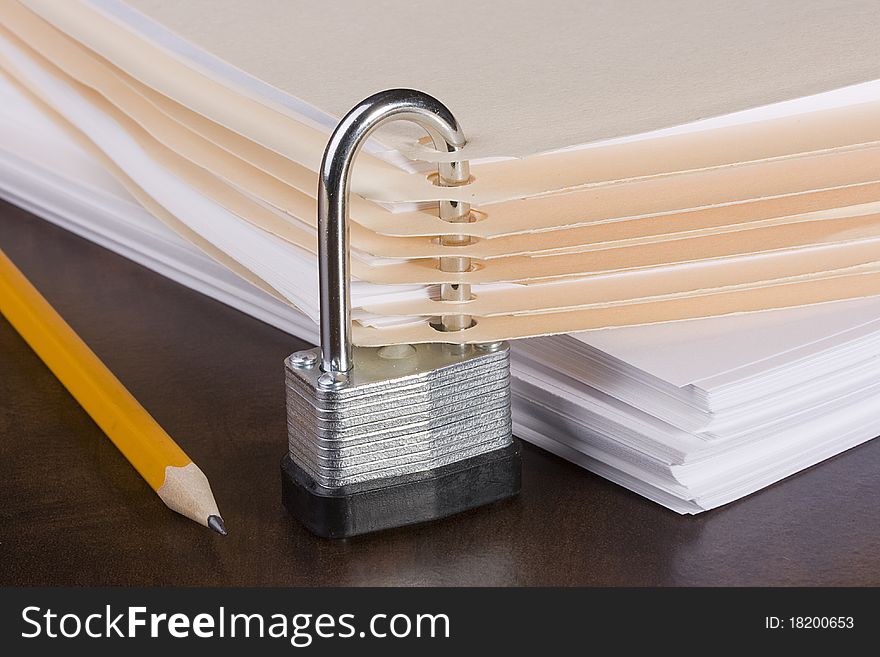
[280,89,521,538]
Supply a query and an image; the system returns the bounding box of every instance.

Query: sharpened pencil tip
[207,515,227,536]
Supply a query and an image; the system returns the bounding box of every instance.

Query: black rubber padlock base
[281,439,521,538]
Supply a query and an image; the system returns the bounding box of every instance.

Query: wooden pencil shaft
[0,248,189,490]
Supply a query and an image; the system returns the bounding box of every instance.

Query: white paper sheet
[571,297,880,387]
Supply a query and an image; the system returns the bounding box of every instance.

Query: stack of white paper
[513,305,880,511]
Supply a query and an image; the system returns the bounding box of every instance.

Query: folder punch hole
[281,89,521,538]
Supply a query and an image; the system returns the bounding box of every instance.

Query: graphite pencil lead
[207,515,227,536]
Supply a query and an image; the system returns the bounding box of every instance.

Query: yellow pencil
[0,247,226,535]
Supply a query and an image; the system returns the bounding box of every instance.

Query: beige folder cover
[17,0,880,201]
[82,0,880,159]
[6,0,880,343]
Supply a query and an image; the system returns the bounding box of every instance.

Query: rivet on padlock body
[280,89,521,538]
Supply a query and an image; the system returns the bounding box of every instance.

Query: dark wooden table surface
[2,200,879,586]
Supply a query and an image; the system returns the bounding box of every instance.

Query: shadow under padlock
[280,89,521,538]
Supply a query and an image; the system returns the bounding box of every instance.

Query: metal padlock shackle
[318,88,470,377]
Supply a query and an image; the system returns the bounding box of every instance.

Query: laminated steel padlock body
[285,343,513,488]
